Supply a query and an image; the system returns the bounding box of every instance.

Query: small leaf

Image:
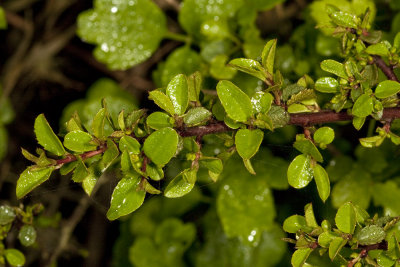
[99,140,119,171]
[235,129,263,160]
[146,112,174,130]
[291,248,312,267]
[200,157,223,174]
[64,131,97,152]
[143,127,179,167]
[18,225,37,247]
[200,18,231,39]
[72,159,89,182]
[0,7,7,29]
[210,54,237,80]
[283,215,308,233]
[118,110,125,130]
[164,169,196,198]
[216,80,253,122]
[359,135,385,148]
[320,60,348,79]
[92,108,106,139]
[375,80,400,99]
[34,114,65,156]
[268,105,290,128]
[314,127,335,145]
[355,225,385,245]
[107,174,145,220]
[82,166,100,196]
[328,10,358,28]
[335,202,356,234]
[187,71,202,102]
[228,58,267,81]
[304,203,318,228]
[352,116,366,130]
[315,77,339,93]
[146,163,164,181]
[21,148,39,164]
[287,154,313,189]
[243,158,256,175]
[149,90,175,116]
[261,39,277,75]
[352,94,373,117]
[183,107,212,126]
[251,91,273,114]
[143,179,161,194]
[166,74,189,115]
[365,42,390,57]
[0,205,16,225]
[313,164,330,202]
[293,135,323,162]
[328,237,347,260]
[4,249,25,267]
[287,103,310,114]
[17,167,54,198]
[119,136,141,155]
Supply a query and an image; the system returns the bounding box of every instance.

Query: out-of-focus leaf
[4,249,25,267]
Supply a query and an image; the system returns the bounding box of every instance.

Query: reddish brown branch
[55,145,107,166]
[373,55,400,82]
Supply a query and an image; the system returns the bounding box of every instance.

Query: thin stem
[164,31,191,43]
[373,55,400,82]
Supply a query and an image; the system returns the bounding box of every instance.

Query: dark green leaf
[235,129,263,160]
[146,112,174,130]
[352,94,373,117]
[183,107,212,126]
[0,126,8,161]
[34,114,65,156]
[335,202,356,234]
[283,215,308,233]
[18,225,37,247]
[355,225,385,245]
[16,166,54,198]
[164,169,197,198]
[287,154,313,189]
[268,105,290,128]
[64,131,97,152]
[228,58,267,81]
[313,164,330,202]
[320,60,348,79]
[148,90,175,116]
[216,80,253,122]
[143,127,179,166]
[107,174,145,220]
[315,77,339,93]
[375,80,400,99]
[4,249,25,267]
[166,74,189,115]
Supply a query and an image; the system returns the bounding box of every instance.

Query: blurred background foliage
[0,0,400,266]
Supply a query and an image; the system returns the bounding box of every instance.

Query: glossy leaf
[183,107,212,126]
[283,215,308,233]
[287,154,313,189]
[355,225,385,245]
[107,174,145,220]
[216,80,253,122]
[4,249,25,267]
[143,127,179,166]
[315,77,339,93]
[228,58,267,81]
[146,163,164,181]
[328,237,347,260]
[164,169,197,198]
[268,105,290,128]
[235,129,263,160]
[166,74,189,115]
[291,248,312,267]
[64,131,97,152]
[16,167,54,198]
[365,42,390,57]
[148,90,175,116]
[313,164,330,202]
[119,136,140,155]
[293,136,323,162]
[34,114,65,156]
[261,39,277,74]
[375,80,400,99]
[187,71,202,102]
[0,205,16,225]
[18,225,37,247]
[251,91,273,114]
[328,10,358,28]
[352,94,373,117]
[304,203,318,228]
[314,127,335,145]
[352,116,366,130]
[77,0,167,70]
[146,112,173,130]
[320,60,348,79]
[335,202,356,234]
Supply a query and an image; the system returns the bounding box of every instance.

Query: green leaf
[34,114,65,156]
[146,112,174,130]
[200,157,223,180]
[314,127,335,145]
[16,166,54,198]
[0,7,7,29]
[166,74,189,115]
[210,54,237,80]
[315,77,339,93]
[365,42,390,57]
[251,91,273,114]
[328,237,347,261]
[335,202,356,234]
[320,60,348,79]
[91,108,106,139]
[352,116,366,130]
[359,135,386,148]
[99,140,119,171]
[77,0,167,70]
[268,105,290,128]
[228,58,267,81]
[261,39,277,75]
[287,104,310,114]
[283,215,308,233]
[235,129,263,160]
[243,158,256,175]
[355,225,385,245]
[118,110,125,131]
[143,127,179,167]
[119,136,140,155]
[82,165,100,196]
[352,94,373,117]
[313,164,330,202]
[287,154,313,189]
[164,169,197,198]
[318,231,335,248]
[18,225,37,247]
[64,131,97,152]
[291,248,312,267]
[293,135,323,162]
[0,205,16,225]
[146,163,164,181]
[394,32,400,49]
[0,126,8,161]
[328,10,358,28]
[375,80,400,99]
[216,80,253,122]
[107,174,145,220]
[148,90,175,116]
[4,249,25,267]
[72,159,89,182]
[304,203,318,228]
[200,18,231,39]
[183,107,212,126]
[187,71,203,102]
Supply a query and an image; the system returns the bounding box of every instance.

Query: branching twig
[373,55,400,82]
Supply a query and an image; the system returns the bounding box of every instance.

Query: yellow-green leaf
[235,129,263,160]
[375,80,400,99]
[335,202,356,234]
[16,166,54,199]
[287,154,313,189]
[64,131,97,152]
[164,169,196,198]
[143,127,179,167]
[166,74,189,115]
[313,164,330,202]
[34,114,65,156]
[149,90,175,116]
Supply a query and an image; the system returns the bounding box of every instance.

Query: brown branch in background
[373,55,400,82]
